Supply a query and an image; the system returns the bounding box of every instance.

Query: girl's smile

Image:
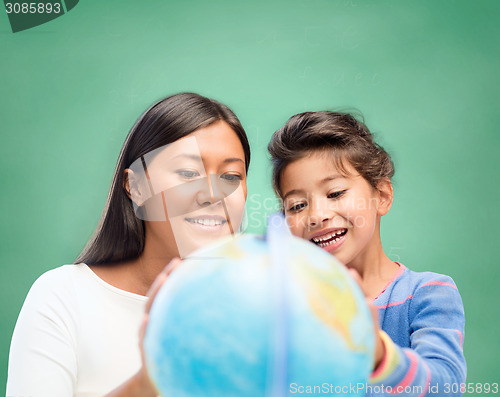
[309,227,348,251]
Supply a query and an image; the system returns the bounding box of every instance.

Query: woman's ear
[376,178,393,216]
[124,169,146,206]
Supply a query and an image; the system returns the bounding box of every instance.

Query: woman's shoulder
[19,263,147,328]
[28,263,89,294]
[18,264,91,315]
[27,263,81,290]
[13,265,91,335]
[29,263,147,303]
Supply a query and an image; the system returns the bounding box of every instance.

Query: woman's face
[128,120,247,258]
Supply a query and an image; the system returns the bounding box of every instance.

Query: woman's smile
[184,214,228,232]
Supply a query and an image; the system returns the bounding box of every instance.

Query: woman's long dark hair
[75,93,250,265]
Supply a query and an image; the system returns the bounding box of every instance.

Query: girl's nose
[307,197,334,227]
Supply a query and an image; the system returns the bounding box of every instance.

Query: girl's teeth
[318,235,343,247]
[312,229,346,245]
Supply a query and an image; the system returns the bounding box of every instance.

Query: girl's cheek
[338,195,355,211]
[286,217,302,237]
[352,214,368,229]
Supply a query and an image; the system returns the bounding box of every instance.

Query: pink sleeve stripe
[373,295,413,309]
[420,281,457,289]
[417,362,431,397]
[455,329,464,348]
[391,350,418,393]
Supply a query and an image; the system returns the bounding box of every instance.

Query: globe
[144,215,374,397]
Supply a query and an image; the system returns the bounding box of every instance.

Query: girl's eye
[288,202,307,213]
[220,174,242,183]
[327,190,346,199]
[176,169,200,179]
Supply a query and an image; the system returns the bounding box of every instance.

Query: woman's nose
[195,175,241,206]
[195,176,215,206]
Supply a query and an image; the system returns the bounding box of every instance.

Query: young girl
[268,111,466,396]
[7,93,250,397]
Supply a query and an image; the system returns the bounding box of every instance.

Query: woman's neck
[89,242,176,297]
[129,238,177,295]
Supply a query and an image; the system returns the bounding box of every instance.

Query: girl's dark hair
[75,93,250,265]
[268,110,394,198]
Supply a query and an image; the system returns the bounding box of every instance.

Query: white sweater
[7,263,147,397]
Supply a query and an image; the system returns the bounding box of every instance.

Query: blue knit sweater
[368,264,466,397]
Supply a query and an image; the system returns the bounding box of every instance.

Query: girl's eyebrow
[283,175,343,199]
[319,175,342,184]
[283,189,305,200]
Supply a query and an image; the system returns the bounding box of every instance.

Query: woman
[7,93,251,397]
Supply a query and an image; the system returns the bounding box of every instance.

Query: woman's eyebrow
[222,157,245,165]
[171,154,244,165]
[172,153,203,162]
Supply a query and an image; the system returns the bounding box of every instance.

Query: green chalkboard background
[1,0,499,392]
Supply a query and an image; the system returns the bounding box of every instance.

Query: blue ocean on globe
[145,218,374,397]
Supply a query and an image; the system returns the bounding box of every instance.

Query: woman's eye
[327,190,346,199]
[288,202,307,213]
[220,174,242,183]
[176,169,200,179]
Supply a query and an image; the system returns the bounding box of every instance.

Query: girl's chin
[325,248,350,267]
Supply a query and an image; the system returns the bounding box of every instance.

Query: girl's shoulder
[389,264,464,313]
[398,265,460,293]
[375,264,465,330]
[375,263,463,308]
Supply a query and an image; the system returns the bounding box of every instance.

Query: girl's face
[128,120,247,258]
[280,151,391,268]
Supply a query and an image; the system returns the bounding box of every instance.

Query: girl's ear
[124,169,146,206]
[376,178,393,216]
